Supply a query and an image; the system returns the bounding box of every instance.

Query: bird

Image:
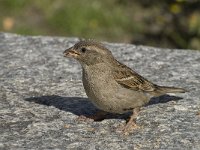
[63,40,187,134]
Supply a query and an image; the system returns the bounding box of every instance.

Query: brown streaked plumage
[63,40,187,134]
[112,59,186,96]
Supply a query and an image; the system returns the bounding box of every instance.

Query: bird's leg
[77,110,108,122]
[122,107,140,134]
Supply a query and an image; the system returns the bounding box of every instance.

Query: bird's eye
[81,47,87,53]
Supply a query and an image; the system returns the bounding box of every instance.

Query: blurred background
[0,0,200,50]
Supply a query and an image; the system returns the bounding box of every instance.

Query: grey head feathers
[73,40,112,55]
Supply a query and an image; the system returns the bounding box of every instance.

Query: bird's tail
[157,86,188,94]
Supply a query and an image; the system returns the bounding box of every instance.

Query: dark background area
[0,0,200,50]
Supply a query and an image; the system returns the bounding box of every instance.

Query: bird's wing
[112,60,158,92]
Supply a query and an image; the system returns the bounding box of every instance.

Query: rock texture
[0,33,199,150]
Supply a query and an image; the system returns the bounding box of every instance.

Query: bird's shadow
[25,96,97,116]
[24,94,183,120]
[148,94,183,105]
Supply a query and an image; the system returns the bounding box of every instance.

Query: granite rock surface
[0,33,200,149]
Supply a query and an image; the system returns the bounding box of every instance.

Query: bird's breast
[82,64,117,94]
[82,64,119,108]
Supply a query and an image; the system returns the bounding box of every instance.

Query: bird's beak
[63,47,80,58]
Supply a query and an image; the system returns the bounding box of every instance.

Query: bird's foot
[123,121,140,135]
[117,107,141,135]
[117,120,140,135]
[76,110,108,122]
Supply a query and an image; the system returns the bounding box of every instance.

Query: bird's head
[63,40,113,66]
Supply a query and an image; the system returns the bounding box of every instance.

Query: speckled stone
[0,33,199,150]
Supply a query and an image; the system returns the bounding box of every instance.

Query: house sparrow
[63,40,187,133]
